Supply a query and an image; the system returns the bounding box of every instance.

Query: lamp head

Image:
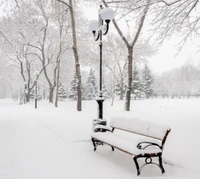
[89,20,98,32]
[100,7,115,21]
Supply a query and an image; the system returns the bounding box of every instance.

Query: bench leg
[91,138,96,151]
[133,157,140,176]
[111,146,114,151]
[134,154,165,175]
[158,155,165,173]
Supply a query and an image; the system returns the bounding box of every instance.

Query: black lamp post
[89,5,115,120]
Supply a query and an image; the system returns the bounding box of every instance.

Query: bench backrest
[110,117,170,147]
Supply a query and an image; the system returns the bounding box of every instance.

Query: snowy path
[0,105,135,179]
[0,100,135,179]
[0,111,69,179]
[1,99,200,178]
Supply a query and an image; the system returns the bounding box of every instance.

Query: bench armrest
[137,141,162,150]
[94,125,112,132]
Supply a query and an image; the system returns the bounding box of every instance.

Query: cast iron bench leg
[91,138,96,151]
[111,146,114,151]
[159,155,165,173]
[133,157,140,176]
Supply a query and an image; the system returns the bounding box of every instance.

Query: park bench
[91,117,171,176]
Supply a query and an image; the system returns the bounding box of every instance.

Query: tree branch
[27,43,42,52]
[14,0,20,8]
[56,0,71,8]
[26,53,43,62]
[102,0,130,48]
[158,0,182,6]
[107,0,129,4]
[0,31,14,49]
[131,0,150,47]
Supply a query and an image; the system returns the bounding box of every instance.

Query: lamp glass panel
[100,8,115,20]
[89,20,98,31]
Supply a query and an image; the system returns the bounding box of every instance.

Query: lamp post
[34,71,39,109]
[89,5,114,120]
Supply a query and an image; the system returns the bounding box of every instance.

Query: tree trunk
[111,67,116,106]
[125,48,133,111]
[49,87,54,103]
[42,60,55,103]
[119,76,124,100]
[119,84,124,100]
[25,93,29,103]
[55,60,60,107]
[55,82,59,107]
[119,91,123,100]
[26,94,30,103]
[69,0,82,111]
[24,84,30,103]
[111,96,115,106]
[55,18,63,108]
[43,90,46,100]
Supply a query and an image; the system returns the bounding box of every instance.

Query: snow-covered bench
[91,117,171,176]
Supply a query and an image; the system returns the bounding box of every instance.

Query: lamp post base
[96,97,104,119]
[92,119,107,131]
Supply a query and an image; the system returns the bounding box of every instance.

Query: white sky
[83,3,200,74]
[148,39,200,74]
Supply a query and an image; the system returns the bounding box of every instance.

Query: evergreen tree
[115,77,126,100]
[58,83,67,100]
[102,81,110,99]
[29,84,42,101]
[142,64,154,98]
[84,69,98,100]
[132,64,142,99]
[68,72,78,100]
[30,88,35,100]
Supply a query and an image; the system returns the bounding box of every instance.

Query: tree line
[11,62,200,103]
[154,64,200,98]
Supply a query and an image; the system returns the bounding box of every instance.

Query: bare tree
[0,0,72,104]
[103,0,150,111]
[55,13,67,107]
[56,0,82,111]
[22,1,70,104]
[0,16,43,103]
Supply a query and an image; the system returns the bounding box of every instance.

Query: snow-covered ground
[0,98,200,178]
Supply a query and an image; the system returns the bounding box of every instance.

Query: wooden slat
[92,137,133,155]
[111,126,163,140]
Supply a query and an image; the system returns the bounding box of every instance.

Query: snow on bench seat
[110,117,170,140]
[91,131,162,156]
